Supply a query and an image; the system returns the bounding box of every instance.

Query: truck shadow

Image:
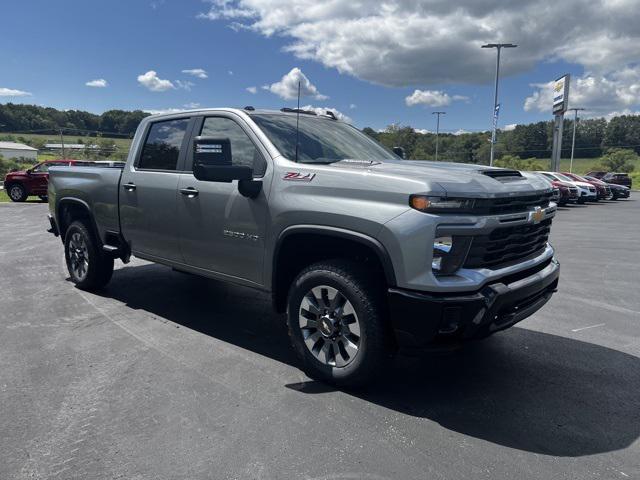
[101,263,640,458]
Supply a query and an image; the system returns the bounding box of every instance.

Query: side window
[138,118,190,171]
[201,117,266,176]
[33,163,48,173]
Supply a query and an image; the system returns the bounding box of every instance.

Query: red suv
[562,172,610,200]
[3,160,79,202]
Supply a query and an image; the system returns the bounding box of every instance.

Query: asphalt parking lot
[1,199,639,480]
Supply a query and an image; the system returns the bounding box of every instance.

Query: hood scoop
[481,169,523,182]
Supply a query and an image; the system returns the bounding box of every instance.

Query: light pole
[481,43,517,166]
[432,111,445,161]
[568,107,585,173]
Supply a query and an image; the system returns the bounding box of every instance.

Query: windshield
[250,113,397,163]
[554,173,575,182]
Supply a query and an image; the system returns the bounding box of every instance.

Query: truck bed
[48,165,124,240]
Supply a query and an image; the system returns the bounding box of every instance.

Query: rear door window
[138,118,190,171]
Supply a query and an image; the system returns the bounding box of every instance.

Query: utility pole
[432,111,446,161]
[481,43,517,166]
[59,129,66,159]
[568,108,585,173]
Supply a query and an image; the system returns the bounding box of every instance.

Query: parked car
[525,172,578,205]
[585,171,607,179]
[3,159,79,202]
[602,172,632,189]
[47,108,560,387]
[601,180,631,200]
[539,172,597,203]
[562,172,610,200]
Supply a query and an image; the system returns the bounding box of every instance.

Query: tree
[495,155,544,171]
[600,148,637,172]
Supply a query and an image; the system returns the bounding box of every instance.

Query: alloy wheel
[68,232,89,280]
[299,285,361,367]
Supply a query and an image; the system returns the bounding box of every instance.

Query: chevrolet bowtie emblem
[529,207,545,224]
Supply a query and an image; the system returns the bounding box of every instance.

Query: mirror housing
[193,137,251,183]
[392,146,405,159]
[192,136,262,198]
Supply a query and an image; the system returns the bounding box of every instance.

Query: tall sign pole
[551,74,570,172]
[432,111,446,161]
[481,43,517,166]
[568,107,585,173]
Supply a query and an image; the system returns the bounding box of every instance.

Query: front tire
[8,184,27,202]
[287,260,392,387]
[64,221,114,290]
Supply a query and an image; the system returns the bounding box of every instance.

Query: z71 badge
[283,172,316,182]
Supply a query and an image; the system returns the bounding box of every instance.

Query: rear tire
[286,259,392,388]
[8,184,27,202]
[64,221,114,291]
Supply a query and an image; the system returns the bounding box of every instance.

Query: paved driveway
[1,200,638,479]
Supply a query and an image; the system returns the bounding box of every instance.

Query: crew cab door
[120,116,194,262]
[177,114,270,286]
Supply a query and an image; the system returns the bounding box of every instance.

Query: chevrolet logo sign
[529,207,545,224]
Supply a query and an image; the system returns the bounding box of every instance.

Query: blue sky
[1,1,637,132]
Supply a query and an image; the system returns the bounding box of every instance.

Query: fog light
[431,235,473,275]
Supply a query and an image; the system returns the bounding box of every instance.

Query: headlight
[431,235,473,275]
[410,195,475,213]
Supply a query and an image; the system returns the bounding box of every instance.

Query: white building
[0,141,38,161]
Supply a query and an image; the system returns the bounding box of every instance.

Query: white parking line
[571,323,606,333]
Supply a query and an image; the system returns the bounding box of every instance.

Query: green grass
[2,132,133,151]
[0,189,8,203]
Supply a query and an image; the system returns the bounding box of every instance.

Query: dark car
[603,172,632,189]
[586,171,607,179]
[562,172,609,200]
[3,160,79,202]
[605,182,631,200]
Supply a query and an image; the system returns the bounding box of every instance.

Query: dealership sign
[553,74,570,114]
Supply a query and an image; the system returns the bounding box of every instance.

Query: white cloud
[301,105,351,123]
[137,70,175,92]
[413,128,432,135]
[349,103,357,110]
[184,102,201,109]
[175,80,195,91]
[503,123,518,131]
[85,79,108,88]
[199,0,640,89]
[228,70,234,75]
[524,66,640,116]
[0,87,32,97]
[405,89,468,107]
[453,129,470,136]
[182,68,208,79]
[246,86,257,94]
[263,67,327,100]
[144,107,185,115]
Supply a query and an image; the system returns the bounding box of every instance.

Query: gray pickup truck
[48,107,559,386]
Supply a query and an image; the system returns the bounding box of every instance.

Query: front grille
[472,192,552,215]
[569,187,578,196]
[464,218,552,269]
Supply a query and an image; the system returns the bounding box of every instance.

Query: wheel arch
[271,226,396,313]
[56,198,102,245]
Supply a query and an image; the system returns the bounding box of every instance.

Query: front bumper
[388,258,560,348]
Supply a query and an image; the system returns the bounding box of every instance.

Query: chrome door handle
[123,183,136,191]
[179,187,199,197]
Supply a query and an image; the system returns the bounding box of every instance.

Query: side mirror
[193,137,251,182]
[392,146,405,159]
[26,168,33,175]
[192,136,262,198]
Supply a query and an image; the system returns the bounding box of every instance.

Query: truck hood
[331,159,552,198]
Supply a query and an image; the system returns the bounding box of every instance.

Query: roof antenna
[295,81,301,162]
